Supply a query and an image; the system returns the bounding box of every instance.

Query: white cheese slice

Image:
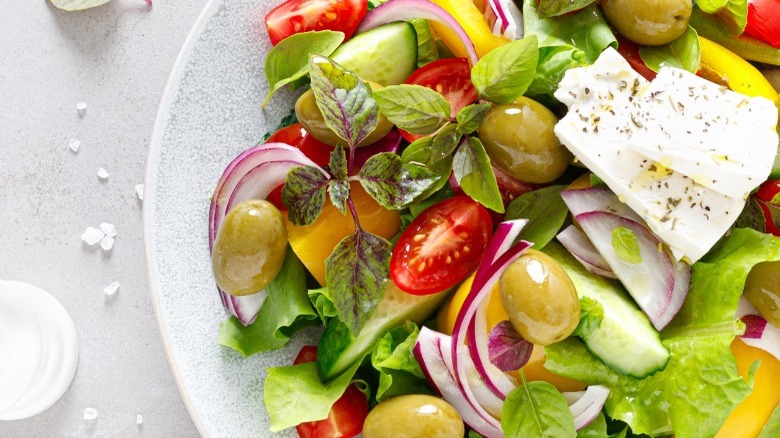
[554,48,745,263]
[625,67,778,200]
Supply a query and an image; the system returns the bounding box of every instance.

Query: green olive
[363,395,464,438]
[295,83,394,147]
[602,0,692,46]
[499,250,580,345]
[478,98,571,184]
[744,261,780,327]
[211,200,288,296]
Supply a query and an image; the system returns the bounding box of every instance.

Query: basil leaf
[402,136,453,200]
[504,185,569,248]
[372,85,452,134]
[735,197,767,233]
[526,45,587,105]
[696,0,747,36]
[538,0,597,17]
[263,31,345,107]
[471,35,539,104]
[573,296,604,338]
[325,229,391,334]
[357,152,438,210]
[49,0,111,11]
[453,137,504,213]
[328,145,349,214]
[410,19,439,67]
[639,26,701,74]
[611,226,643,264]
[759,403,780,438]
[282,166,330,225]
[502,380,577,438]
[309,55,379,148]
[431,123,462,163]
[523,0,617,64]
[218,249,319,356]
[577,412,608,438]
[456,103,492,134]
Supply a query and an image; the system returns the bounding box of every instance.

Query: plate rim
[143,0,225,436]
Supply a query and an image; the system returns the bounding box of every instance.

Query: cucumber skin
[544,243,670,379]
[317,281,450,381]
[331,22,418,86]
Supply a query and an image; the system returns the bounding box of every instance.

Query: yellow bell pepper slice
[699,36,779,104]
[428,0,508,59]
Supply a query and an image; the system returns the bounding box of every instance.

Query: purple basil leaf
[488,320,533,372]
[309,55,379,149]
[328,145,349,214]
[325,229,392,334]
[357,152,438,210]
[282,165,330,226]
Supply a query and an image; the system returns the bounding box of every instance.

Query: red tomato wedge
[614,34,657,81]
[264,0,367,46]
[400,58,478,143]
[745,0,780,48]
[391,196,492,295]
[292,346,368,438]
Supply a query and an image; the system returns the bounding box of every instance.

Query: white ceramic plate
[144,0,318,436]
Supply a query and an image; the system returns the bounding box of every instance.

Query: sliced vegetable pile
[208,0,780,437]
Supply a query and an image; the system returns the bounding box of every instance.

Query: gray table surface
[0,1,210,436]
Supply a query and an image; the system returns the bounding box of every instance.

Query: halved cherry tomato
[614,34,657,81]
[755,180,780,236]
[391,196,492,295]
[264,0,367,46]
[400,58,478,143]
[292,346,368,438]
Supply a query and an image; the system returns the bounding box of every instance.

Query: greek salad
[208,0,780,437]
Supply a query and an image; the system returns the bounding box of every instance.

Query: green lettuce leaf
[218,249,319,356]
[546,229,780,438]
[410,19,439,67]
[309,287,338,324]
[759,403,780,438]
[526,45,587,106]
[523,0,617,64]
[264,358,362,432]
[696,0,747,36]
[371,321,432,402]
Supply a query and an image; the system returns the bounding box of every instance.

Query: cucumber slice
[331,22,418,86]
[317,281,449,381]
[544,243,670,378]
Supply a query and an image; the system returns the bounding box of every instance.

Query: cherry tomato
[614,34,657,81]
[391,196,492,295]
[264,0,367,46]
[755,180,780,236]
[292,346,368,438]
[744,0,780,48]
[400,58,478,143]
[266,123,334,168]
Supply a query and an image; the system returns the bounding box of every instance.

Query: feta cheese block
[554,48,748,263]
[626,67,778,200]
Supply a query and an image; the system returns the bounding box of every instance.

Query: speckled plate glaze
[144,1,318,436]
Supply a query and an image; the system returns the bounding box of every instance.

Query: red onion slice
[556,225,617,279]
[208,143,326,325]
[565,385,610,430]
[452,223,533,431]
[560,187,642,223]
[466,299,518,399]
[356,0,479,65]
[414,327,504,438]
[735,298,780,361]
[483,219,528,266]
[483,0,523,40]
[576,211,689,330]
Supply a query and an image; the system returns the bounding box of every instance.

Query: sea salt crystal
[136,415,143,425]
[104,281,120,296]
[84,407,98,421]
[77,102,87,112]
[100,236,115,251]
[69,139,81,153]
[81,227,104,246]
[97,168,109,180]
[135,184,144,201]
[99,222,116,238]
